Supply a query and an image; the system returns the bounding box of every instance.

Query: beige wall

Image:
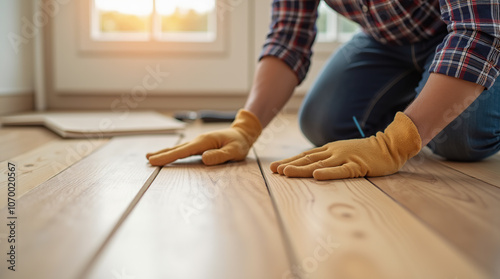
[2,0,346,113]
[47,0,251,111]
[0,1,35,115]
[45,0,316,111]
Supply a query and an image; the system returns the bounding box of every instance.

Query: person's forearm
[244,56,299,127]
[404,73,485,147]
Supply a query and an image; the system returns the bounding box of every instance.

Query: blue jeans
[299,32,500,161]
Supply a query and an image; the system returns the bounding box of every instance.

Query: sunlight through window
[95,0,152,33]
[92,0,216,41]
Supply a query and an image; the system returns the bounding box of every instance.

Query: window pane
[156,0,216,41]
[316,1,337,42]
[340,17,358,34]
[316,1,359,43]
[338,16,359,42]
[94,0,153,33]
[316,2,329,35]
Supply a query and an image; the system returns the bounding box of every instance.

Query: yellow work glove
[147,109,262,166]
[270,112,422,180]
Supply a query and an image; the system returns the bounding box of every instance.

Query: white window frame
[78,0,225,53]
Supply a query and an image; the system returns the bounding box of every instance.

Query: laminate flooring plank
[84,121,290,279]
[0,127,59,161]
[424,148,500,188]
[0,138,108,208]
[254,114,486,279]
[0,135,180,279]
[369,152,500,277]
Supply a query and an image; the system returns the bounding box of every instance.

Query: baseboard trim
[47,94,305,112]
[0,93,34,116]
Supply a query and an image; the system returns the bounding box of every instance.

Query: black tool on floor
[174,110,237,123]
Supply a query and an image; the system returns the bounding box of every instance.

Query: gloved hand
[147,109,262,166]
[270,112,422,180]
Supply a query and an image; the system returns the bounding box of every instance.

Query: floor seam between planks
[78,135,183,279]
[365,177,488,275]
[432,159,499,189]
[78,166,162,279]
[0,138,109,209]
[252,148,299,276]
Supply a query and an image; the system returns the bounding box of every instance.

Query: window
[316,1,359,43]
[79,0,223,53]
[93,0,216,42]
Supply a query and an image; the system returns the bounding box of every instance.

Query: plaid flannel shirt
[260,0,500,89]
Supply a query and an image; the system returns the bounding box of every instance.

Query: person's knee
[299,104,354,147]
[299,103,326,146]
[299,115,335,147]
[429,89,500,162]
[429,131,499,162]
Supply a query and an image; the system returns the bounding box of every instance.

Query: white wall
[0,1,34,95]
[45,1,340,111]
[53,0,250,95]
[51,1,337,96]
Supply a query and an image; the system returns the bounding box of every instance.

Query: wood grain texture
[0,135,180,279]
[0,138,108,209]
[425,148,500,188]
[254,114,486,279]
[370,152,500,277]
[85,121,290,279]
[0,127,59,161]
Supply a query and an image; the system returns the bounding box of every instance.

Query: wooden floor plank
[84,121,290,279]
[0,135,180,279]
[369,152,500,277]
[0,138,108,209]
[254,114,486,279]
[424,149,500,188]
[0,127,59,161]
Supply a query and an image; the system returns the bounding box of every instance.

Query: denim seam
[361,69,414,127]
[411,45,423,72]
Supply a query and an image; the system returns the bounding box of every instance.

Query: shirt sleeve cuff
[429,33,500,89]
